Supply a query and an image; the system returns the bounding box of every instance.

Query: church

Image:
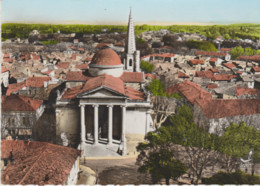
[52,11,154,156]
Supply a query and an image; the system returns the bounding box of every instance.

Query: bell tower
[124,9,140,72]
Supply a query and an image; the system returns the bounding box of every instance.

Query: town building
[167,80,260,134]
[35,10,154,156]
[1,140,80,185]
[1,95,45,140]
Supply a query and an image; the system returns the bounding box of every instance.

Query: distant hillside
[2,23,260,41]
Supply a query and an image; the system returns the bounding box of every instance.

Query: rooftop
[1,140,80,185]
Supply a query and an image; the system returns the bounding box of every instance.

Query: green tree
[202,170,260,184]
[140,60,155,73]
[137,148,187,184]
[147,79,166,96]
[218,122,260,175]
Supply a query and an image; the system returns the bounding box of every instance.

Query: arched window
[129,59,132,67]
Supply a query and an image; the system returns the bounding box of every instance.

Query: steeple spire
[125,8,136,54]
[124,8,140,72]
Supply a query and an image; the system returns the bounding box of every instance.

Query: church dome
[88,48,124,77]
[91,48,122,66]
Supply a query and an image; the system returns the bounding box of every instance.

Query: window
[6,117,15,127]
[129,59,132,67]
[22,117,31,127]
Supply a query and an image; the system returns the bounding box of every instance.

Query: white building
[52,10,154,156]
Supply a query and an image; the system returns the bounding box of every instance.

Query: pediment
[77,86,126,98]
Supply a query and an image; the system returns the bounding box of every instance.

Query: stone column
[107,105,113,145]
[93,104,99,145]
[121,105,126,155]
[80,105,86,143]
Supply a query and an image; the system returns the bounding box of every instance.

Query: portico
[79,101,127,154]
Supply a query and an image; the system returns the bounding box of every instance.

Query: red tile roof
[75,63,89,70]
[196,98,260,119]
[62,85,83,100]
[82,57,92,62]
[207,84,218,89]
[70,46,76,50]
[96,43,111,49]
[114,42,124,46]
[3,53,10,58]
[62,74,145,100]
[125,86,145,100]
[167,81,260,119]
[25,77,51,88]
[223,63,236,69]
[6,82,26,95]
[78,48,85,52]
[252,66,260,72]
[6,77,51,95]
[178,71,189,78]
[1,140,80,185]
[56,62,70,69]
[32,55,40,60]
[166,80,212,104]
[211,74,237,81]
[210,68,219,73]
[189,59,204,65]
[2,94,42,112]
[236,87,258,96]
[91,48,122,66]
[71,54,77,60]
[151,53,176,58]
[3,58,14,63]
[21,53,31,60]
[237,55,260,62]
[1,67,9,73]
[195,51,228,57]
[220,48,231,52]
[65,71,90,81]
[209,58,218,62]
[195,70,214,79]
[120,72,143,83]
[145,73,158,79]
[42,70,53,75]
[82,74,125,95]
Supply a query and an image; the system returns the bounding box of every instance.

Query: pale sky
[2,0,260,25]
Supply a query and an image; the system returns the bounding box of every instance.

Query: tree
[137,148,187,184]
[140,61,155,73]
[217,122,260,175]
[146,79,175,128]
[169,105,221,184]
[202,170,260,184]
[137,105,222,184]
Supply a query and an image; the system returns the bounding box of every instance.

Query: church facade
[53,11,153,156]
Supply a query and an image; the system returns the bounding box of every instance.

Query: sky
[1,0,260,25]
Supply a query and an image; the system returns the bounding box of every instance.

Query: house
[1,95,45,140]
[1,67,9,87]
[167,80,260,134]
[6,76,52,96]
[1,140,80,185]
[252,66,260,74]
[195,51,231,61]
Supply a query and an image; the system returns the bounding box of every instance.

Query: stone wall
[193,102,260,134]
[125,133,145,156]
[124,82,141,90]
[1,111,36,140]
[208,114,260,134]
[33,107,56,143]
[56,104,80,148]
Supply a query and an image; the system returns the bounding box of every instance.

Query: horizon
[2,0,260,25]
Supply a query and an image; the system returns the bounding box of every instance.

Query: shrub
[202,170,260,184]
